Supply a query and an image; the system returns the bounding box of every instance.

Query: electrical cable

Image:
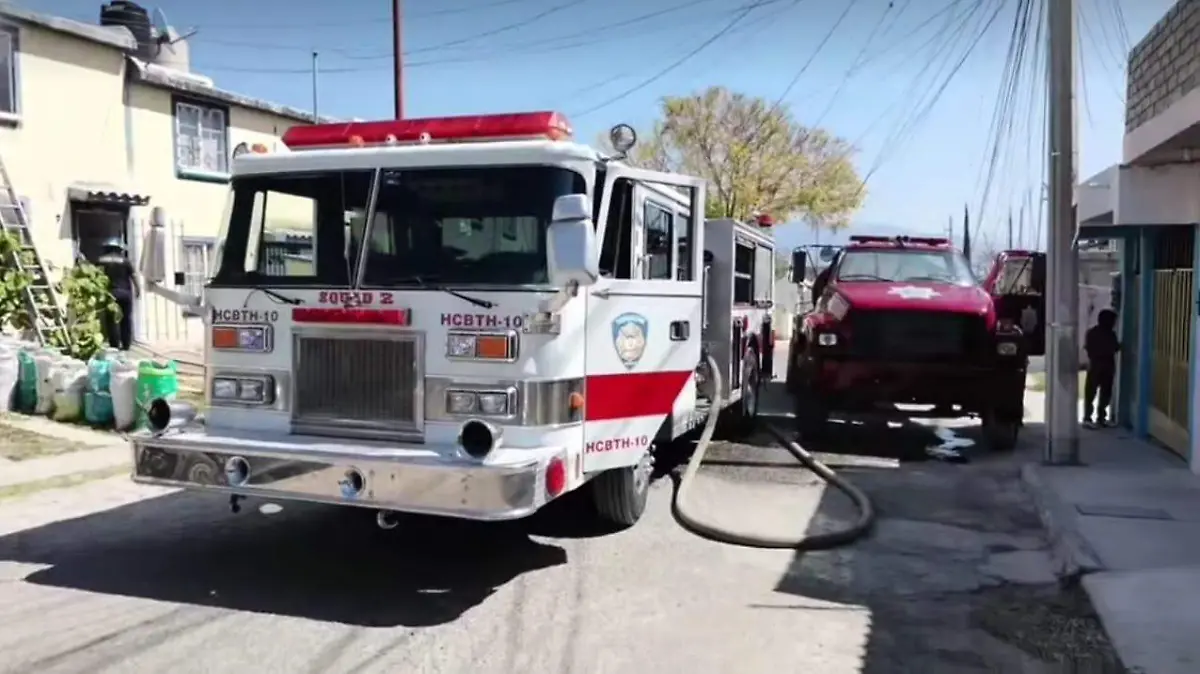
[673,354,875,550]
[196,1,788,75]
[191,0,539,30]
[567,0,775,119]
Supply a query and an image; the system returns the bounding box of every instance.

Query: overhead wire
[567,0,779,119]
[187,0,538,30]
[967,0,1035,252]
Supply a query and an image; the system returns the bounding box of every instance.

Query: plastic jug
[51,363,88,422]
[0,344,18,412]
[135,359,179,429]
[87,349,121,394]
[15,347,38,413]
[110,359,138,431]
[33,349,60,415]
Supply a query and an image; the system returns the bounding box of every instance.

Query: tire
[590,450,654,528]
[735,351,761,435]
[982,414,1019,451]
[793,369,829,440]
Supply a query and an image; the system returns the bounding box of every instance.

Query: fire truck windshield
[360,166,586,287]
[211,165,586,289]
[836,249,976,286]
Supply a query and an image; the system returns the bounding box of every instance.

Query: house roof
[0,3,136,50]
[0,3,335,125]
[126,58,338,124]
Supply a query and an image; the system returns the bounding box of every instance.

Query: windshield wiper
[238,277,303,305]
[838,274,889,281]
[389,275,495,309]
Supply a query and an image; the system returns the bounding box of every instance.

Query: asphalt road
[0,384,1120,674]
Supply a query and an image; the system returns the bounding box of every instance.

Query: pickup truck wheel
[793,372,828,440]
[590,450,653,528]
[982,413,1019,451]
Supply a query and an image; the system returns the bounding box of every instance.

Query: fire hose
[671,354,876,550]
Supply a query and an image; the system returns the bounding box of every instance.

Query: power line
[186,0,536,30]
[567,0,776,119]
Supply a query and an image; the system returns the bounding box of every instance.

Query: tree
[596,86,865,228]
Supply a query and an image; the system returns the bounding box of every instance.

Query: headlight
[211,325,273,353]
[445,388,515,417]
[996,341,1019,356]
[816,332,838,346]
[445,331,517,361]
[212,375,275,404]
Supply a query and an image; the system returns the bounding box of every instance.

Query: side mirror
[789,248,807,282]
[546,194,598,287]
[140,219,167,284]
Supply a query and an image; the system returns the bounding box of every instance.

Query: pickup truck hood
[834,281,992,314]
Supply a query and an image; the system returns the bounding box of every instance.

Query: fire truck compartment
[130,430,566,521]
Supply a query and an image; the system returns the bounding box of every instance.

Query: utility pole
[1045,0,1080,464]
[962,203,971,261]
[1018,196,1027,250]
[1007,209,1014,249]
[392,0,404,118]
[311,51,320,122]
[947,214,953,240]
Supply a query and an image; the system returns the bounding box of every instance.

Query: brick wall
[1127,0,1200,133]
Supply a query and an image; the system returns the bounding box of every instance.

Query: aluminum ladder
[0,157,70,346]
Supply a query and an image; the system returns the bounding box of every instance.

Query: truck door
[583,167,706,473]
[984,251,1047,356]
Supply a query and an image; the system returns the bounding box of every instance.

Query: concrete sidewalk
[0,414,129,490]
[1020,393,1200,674]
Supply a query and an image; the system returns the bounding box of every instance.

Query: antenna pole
[392,0,404,119]
[311,51,319,122]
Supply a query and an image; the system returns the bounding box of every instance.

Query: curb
[1019,462,1106,580]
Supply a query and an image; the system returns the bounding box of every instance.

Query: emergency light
[281,111,574,150]
[849,235,950,247]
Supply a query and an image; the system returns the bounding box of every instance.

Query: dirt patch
[972,583,1127,671]
[0,423,96,461]
[0,465,129,500]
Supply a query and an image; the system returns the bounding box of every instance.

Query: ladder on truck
[0,158,70,346]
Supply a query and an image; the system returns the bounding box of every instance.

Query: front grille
[847,310,987,361]
[293,335,422,435]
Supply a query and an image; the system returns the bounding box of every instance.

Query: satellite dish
[150,7,197,45]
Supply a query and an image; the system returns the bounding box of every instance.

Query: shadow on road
[0,492,570,628]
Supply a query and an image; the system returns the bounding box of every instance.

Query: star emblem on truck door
[888,285,941,300]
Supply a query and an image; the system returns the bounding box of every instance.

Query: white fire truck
[133,112,776,529]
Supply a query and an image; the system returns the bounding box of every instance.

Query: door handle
[670,320,689,341]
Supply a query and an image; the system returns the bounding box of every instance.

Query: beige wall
[125,82,302,240]
[0,23,128,277]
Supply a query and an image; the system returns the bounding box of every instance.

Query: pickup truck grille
[292,335,422,437]
[847,310,988,361]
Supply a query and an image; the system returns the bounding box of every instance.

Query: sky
[27,0,1175,251]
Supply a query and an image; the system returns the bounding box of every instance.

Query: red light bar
[849,235,950,246]
[292,307,412,325]
[281,112,573,149]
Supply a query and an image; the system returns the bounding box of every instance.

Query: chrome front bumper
[130,430,565,521]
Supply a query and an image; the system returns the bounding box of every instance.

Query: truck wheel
[735,351,761,434]
[793,374,828,440]
[590,450,653,528]
[982,413,1019,451]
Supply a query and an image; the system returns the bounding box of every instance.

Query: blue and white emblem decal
[612,312,649,369]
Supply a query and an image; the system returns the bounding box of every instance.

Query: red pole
[392,0,404,118]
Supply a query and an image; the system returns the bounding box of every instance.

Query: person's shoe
[1082,419,1096,429]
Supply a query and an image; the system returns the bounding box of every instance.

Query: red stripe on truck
[584,371,692,421]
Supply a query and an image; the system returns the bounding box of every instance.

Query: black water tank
[100,1,153,54]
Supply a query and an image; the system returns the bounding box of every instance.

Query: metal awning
[67,182,151,207]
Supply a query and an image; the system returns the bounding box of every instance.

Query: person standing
[1083,308,1120,428]
[96,238,140,351]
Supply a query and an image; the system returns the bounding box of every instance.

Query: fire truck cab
[131,112,772,530]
